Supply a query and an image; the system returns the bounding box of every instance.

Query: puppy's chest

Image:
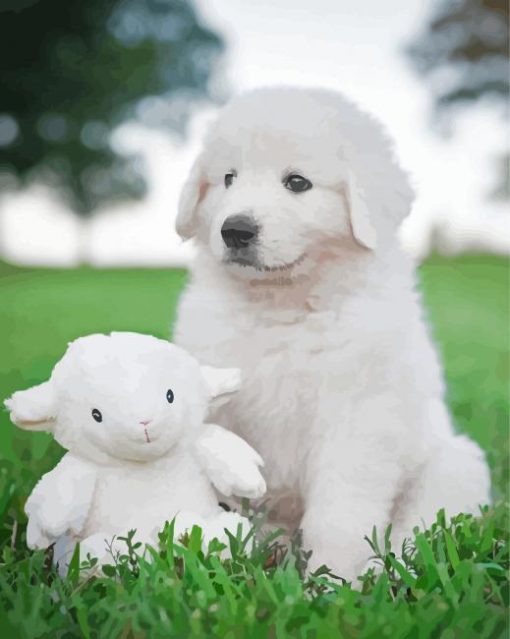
[213,314,341,486]
[218,308,339,366]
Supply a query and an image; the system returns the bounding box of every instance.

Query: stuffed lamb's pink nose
[139,420,152,426]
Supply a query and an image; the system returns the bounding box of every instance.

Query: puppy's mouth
[226,253,306,273]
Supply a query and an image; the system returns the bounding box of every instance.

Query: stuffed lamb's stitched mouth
[129,432,158,446]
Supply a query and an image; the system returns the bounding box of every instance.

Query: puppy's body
[174,88,490,580]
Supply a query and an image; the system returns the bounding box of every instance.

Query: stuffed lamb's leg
[25,453,96,549]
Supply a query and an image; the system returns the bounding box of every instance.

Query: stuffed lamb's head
[5,332,241,464]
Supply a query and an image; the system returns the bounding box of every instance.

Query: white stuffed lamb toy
[5,332,266,565]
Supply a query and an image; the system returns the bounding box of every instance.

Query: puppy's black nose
[221,215,258,249]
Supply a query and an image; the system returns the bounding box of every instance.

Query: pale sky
[1,0,508,266]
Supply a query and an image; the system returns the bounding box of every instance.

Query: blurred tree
[406,0,509,200]
[0,0,223,256]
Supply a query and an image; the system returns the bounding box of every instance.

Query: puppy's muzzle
[221,214,258,249]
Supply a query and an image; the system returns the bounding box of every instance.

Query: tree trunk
[76,216,92,266]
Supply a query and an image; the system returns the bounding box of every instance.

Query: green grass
[0,254,508,638]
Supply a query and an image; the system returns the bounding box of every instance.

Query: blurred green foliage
[406,0,509,200]
[0,0,223,214]
[407,0,508,109]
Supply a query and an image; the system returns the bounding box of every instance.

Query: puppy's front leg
[300,402,405,583]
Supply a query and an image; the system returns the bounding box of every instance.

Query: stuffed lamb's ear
[345,168,377,250]
[4,381,56,431]
[201,366,241,410]
[176,154,208,240]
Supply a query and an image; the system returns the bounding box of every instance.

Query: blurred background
[0,1,508,515]
[0,0,508,265]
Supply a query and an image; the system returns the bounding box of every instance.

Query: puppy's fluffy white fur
[173,87,491,581]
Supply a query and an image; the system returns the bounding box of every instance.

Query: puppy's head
[176,87,413,280]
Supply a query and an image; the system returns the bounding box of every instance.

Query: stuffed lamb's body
[5,332,266,564]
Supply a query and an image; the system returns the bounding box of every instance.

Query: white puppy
[173,87,490,581]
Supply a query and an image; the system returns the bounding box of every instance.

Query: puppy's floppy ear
[201,366,241,410]
[176,153,208,240]
[345,168,377,250]
[4,381,56,431]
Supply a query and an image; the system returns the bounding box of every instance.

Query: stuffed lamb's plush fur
[173,87,491,581]
[5,332,266,565]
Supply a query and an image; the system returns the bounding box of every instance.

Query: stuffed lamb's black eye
[224,170,237,188]
[283,174,313,193]
[166,389,174,404]
[91,408,102,423]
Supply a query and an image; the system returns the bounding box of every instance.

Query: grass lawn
[0,254,508,638]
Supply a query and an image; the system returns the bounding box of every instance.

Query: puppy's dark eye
[224,170,237,189]
[166,389,174,404]
[91,408,102,423]
[283,174,313,193]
